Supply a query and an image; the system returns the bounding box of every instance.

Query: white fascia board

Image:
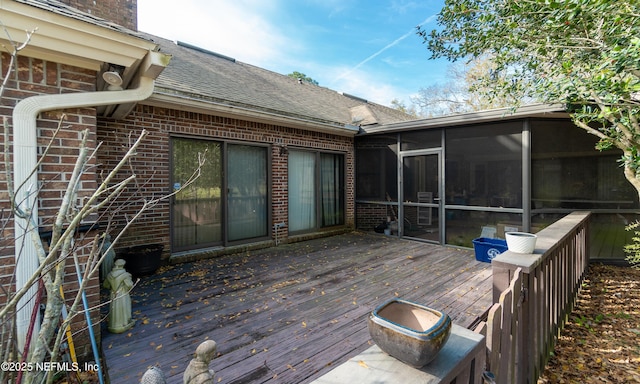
[0,1,158,70]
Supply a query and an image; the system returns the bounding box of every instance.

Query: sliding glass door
[321,153,344,226]
[288,150,316,232]
[227,144,268,241]
[171,138,269,251]
[171,138,222,250]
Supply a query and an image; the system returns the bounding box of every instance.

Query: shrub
[624,221,640,268]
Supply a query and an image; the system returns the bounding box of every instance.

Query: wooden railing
[475,211,591,384]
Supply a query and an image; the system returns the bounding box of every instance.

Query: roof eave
[1,1,158,72]
[1,1,172,119]
[144,92,360,137]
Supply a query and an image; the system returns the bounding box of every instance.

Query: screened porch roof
[359,103,570,135]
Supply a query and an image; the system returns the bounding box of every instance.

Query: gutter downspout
[13,51,166,353]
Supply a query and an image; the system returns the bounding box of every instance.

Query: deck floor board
[102,232,493,383]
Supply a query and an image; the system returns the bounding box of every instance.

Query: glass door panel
[171,138,222,251]
[320,153,344,227]
[289,150,316,232]
[401,152,441,243]
[227,144,268,241]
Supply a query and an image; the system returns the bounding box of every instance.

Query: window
[288,150,345,233]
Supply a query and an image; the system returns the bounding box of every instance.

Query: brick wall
[356,203,392,232]
[58,0,137,31]
[96,104,355,258]
[0,52,101,361]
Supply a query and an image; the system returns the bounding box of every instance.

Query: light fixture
[102,71,123,91]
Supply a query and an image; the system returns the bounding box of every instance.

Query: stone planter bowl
[368,299,451,368]
[505,232,537,254]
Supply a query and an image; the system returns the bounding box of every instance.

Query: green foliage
[572,313,605,332]
[421,0,640,199]
[624,221,640,268]
[287,71,319,85]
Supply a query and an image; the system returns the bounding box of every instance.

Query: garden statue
[140,366,166,384]
[100,233,116,281]
[103,259,135,333]
[183,340,217,384]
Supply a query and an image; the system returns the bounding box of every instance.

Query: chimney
[58,0,138,31]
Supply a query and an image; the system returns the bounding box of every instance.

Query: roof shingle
[143,33,414,128]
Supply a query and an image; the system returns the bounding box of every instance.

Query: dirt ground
[538,264,640,383]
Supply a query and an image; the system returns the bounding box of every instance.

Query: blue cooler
[472,238,507,263]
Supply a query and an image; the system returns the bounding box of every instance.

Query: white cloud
[318,65,408,106]
[138,0,295,68]
[330,15,435,84]
[137,0,437,107]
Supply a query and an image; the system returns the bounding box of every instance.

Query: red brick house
[101,32,412,261]
[0,0,412,362]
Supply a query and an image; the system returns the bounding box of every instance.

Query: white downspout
[13,52,165,351]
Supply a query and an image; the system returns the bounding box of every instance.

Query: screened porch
[355,109,639,262]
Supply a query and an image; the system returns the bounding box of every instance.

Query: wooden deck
[590,214,633,261]
[102,232,493,384]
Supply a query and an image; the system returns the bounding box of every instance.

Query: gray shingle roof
[15,0,147,39]
[143,33,414,128]
[16,1,415,128]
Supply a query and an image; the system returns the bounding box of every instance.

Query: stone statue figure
[183,340,217,384]
[103,259,135,333]
[140,366,166,384]
[100,233,116,281]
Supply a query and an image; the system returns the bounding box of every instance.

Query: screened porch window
[445,122,523,209]
[355,135,398,201]
[288,150,345,233]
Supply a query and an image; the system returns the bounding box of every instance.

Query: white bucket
[505,232,537,254]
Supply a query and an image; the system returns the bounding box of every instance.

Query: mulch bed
[538,264,640,383]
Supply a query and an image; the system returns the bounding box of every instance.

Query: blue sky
[138,0,450,107]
